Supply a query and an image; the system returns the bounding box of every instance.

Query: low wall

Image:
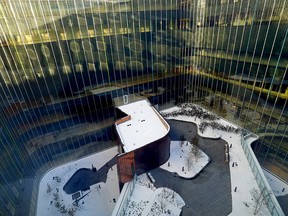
[241,131,285,216]
[115,115,131,125]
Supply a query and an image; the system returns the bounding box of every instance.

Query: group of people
[199,121,241,134]
[161,103,219,121]
[161,103,241,134]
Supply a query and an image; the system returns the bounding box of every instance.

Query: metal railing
[240,130,285,216]
[111,174,137,216]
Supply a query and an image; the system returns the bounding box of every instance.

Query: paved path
[150,120,232,216]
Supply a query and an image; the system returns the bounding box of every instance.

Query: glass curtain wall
[0,0,287,215]
[182,0,288,183]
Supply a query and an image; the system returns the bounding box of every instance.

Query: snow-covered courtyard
[36,147,119,216]
[119,174,185,216]
[160,141,210,179]
[36,103,287,216]
[161,104,274,216]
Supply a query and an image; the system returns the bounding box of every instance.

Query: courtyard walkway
[150,120,232,216]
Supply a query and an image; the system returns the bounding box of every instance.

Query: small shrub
[53,192,59,201]
[46,183,52,193]
[54,200,61,208]
[59,205,67,214]
[68,207,76,216]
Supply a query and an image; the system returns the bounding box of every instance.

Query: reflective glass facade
[0,0,287,215]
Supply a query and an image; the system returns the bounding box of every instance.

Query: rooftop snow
[115,100,169,152]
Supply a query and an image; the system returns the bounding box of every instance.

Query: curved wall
[117,134,170,185]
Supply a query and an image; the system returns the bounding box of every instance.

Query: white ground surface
[36,147,119,216]
[161,105,272,216]
[119,140,208,215]
[37,104,285,216]
[161,141,210,178]
[116,100,169,152]
[263,169,288,197]
[123,174,185,216]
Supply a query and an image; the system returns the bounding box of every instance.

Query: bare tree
[46,183,52,193]
[192,145,201,162]
[180,134,185,147]
[68,207,76,216]
[54,176,61,183]
[158,188,167,213]
[59,205,67,214]
[171,190,175,203]
[54,200,61,208]
[185,148,193,171]
[53,192,59,202]
[185,139,202,170]
[250,187,268,215]
[191,136,199,146]
[53,191,61,210]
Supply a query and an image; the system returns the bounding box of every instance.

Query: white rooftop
[115,100,169,152]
